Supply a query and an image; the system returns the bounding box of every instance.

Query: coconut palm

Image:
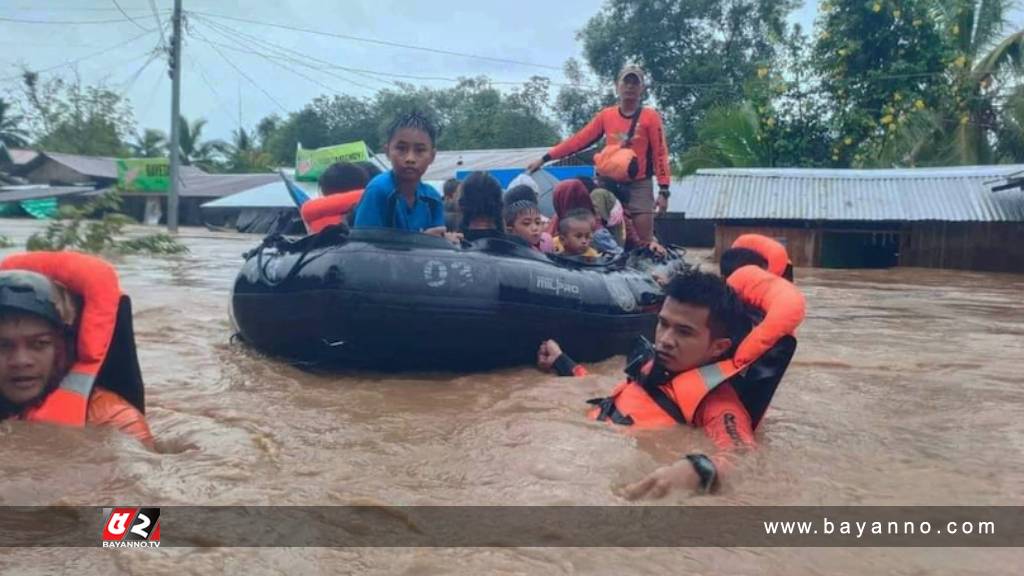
[178,116,226,170]
[131,128,168,158]
[881,0,1024,166]
[224,127,272,173]
[680,102,772,174]
[0,97,29,148]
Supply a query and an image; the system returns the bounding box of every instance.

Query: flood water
[1,218,1022,574]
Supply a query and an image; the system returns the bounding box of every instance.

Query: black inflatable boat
[231,228,675,370]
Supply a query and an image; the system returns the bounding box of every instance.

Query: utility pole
[167,0,183,232]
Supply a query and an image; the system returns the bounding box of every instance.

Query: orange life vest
[731,234,792,280]
[300,189,364,234]
[588,264,805,429]
[0,251,128,427]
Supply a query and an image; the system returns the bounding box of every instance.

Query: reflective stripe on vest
[22,371,96,426]
[589,358,743,428]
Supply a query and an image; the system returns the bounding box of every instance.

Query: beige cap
[617,64,645,84]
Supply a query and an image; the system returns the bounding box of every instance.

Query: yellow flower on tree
[913,19,922,26]
[960,115,969,125]
[914,99,926,110]
[844,136,853,145]
[893,10,901,19]
[873,3,881,12]
[757,67,769,78]
[881,114,894,125]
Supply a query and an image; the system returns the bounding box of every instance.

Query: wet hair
[386,110,437,146]
[664,269,750,341]
[503,184,539,205]
[442,178,460,200]
[318,162,368,196]
[720,247,769,278]
[558,208,595,235]
[458,171,504,231]
[503,199,540,226]
[576,176,596,193]
[356,161,383,179]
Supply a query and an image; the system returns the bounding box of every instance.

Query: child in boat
[503,198,544,250]
[554,209,600,259]
[504,184,554,251]
[458,171,505,242]
[300,162,369,234]
[353,111,445,236]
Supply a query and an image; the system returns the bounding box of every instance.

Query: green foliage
[259,77,561,164]
[20,72,135,156]
[576,0,797,151]
[178,115,227,170]
[26,192,188,255]
[130,128,168,158]
[0,98,29,148]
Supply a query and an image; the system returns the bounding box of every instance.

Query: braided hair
[386,110,438,146]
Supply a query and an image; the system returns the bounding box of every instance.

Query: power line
[191,16,387,92]
[188,10,563,72]
[111,0,152,33]
[0,16,135,25]
[192,14,600,92]
[0,29,155,82]
[187,23,289,113]
[149,0,168,47]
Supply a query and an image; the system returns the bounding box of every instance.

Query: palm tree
[178,116,226,170]
[680,102,773,174]
[131,128,168,158]
[0,97,30,148]
[881,0,1024,166]
[225,127,272,173]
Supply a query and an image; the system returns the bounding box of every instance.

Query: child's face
[509,211,543,247]
[387,128,436,184]
[562,219,594,255]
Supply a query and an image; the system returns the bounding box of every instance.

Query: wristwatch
[658,187,671,198]
[684,453,717,493]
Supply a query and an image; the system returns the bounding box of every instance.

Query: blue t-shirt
[353,171,444,232]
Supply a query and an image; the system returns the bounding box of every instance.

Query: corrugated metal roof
[40,151,120,179]
[669,166,1024,222]
[201,180,295,209]
[90,172,279,199]
[0,185,94,203]
[373,147,588,181]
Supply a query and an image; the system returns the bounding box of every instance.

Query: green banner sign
[117,158,170,192]
[295,141,370,182]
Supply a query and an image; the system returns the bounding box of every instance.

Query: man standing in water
[0,252,153,446]
[539,265,803,498]
[527,64,672,246]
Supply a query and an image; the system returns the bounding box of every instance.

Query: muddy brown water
[1,218,1022,574]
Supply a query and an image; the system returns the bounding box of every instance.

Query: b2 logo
[101,507,161,548]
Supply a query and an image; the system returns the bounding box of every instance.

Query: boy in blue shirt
[354,112,446,236]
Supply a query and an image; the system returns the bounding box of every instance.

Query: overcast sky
[3,1,821,143]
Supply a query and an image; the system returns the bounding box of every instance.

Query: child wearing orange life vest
[0,252,153,447]
[300,162,371,234]
[538,255,805,498]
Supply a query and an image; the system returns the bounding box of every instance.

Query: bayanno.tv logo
[101,507,161,548]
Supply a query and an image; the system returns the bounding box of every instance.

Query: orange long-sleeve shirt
[546,106,672,187]
[87,387,154,447]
